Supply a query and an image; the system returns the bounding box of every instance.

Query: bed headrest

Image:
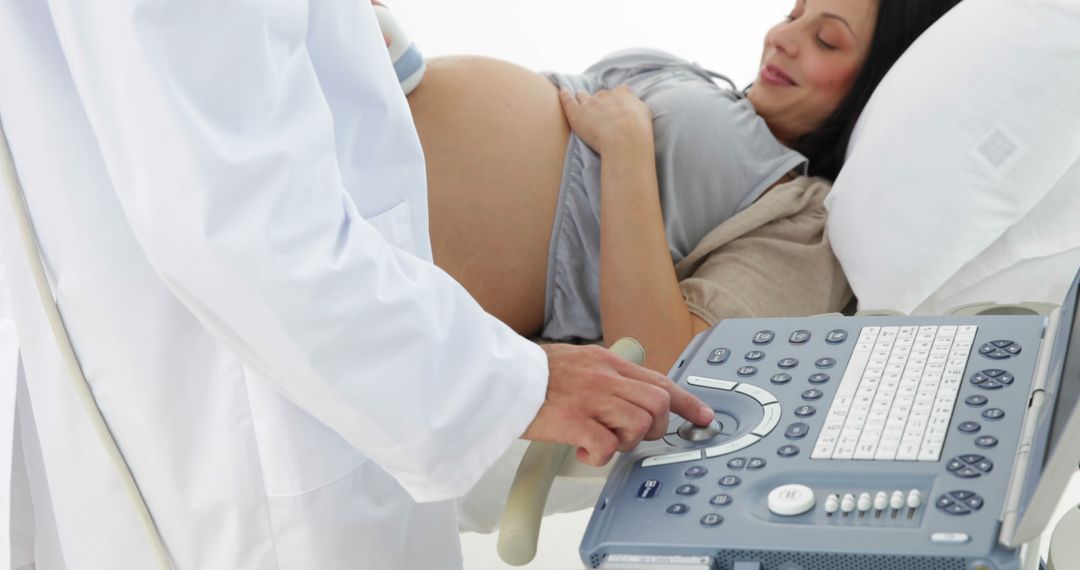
[824,0,1080,313]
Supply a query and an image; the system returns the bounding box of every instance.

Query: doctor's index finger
[612,357,714,427]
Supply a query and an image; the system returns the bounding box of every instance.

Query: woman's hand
[559,86,654,156]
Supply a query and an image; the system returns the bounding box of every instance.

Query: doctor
[0,0,714,569]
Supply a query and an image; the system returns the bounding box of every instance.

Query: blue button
[753,331,775,345]
[637,480,660,499]
[802,389,823,401]
[700,513,724,526]
[737,366,758,377]
[685,466,708,479]
[777,358,799,369]
[965,395,988,406]
[777,445,800,457]
[746,457,767,470]
[809,373,831,384]
[975,436,999,448]
[707,348,731,365]
[676,484,699,496]
[815,358,836,369]
[789,330,811,344]
[958,421,981,433]
[719,475,742,487]
[667,503,689,516]
[983,408,1005,420]
[794,405,817,417]
[726,458,747,470]
[745,351,766,362]
[771,373,793,385]
[826,330,849,344]
[709,493,733,507]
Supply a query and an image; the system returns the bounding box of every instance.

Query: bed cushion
[824,0,1080,313]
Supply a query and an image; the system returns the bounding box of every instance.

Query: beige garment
[677,176,852,324]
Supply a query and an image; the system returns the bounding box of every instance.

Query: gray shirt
[542,48,808,341]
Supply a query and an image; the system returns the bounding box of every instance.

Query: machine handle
[496,338,645,566]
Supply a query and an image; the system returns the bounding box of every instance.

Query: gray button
[947,459,965,471]
[777,358,799,369]
[958,421,981,433]
[976,460,994,473]
[826,330,849,344]
[700,513,724,526]
[945,503,971,515]
[975,436,999,448]
[678,420,723,442]
[789,330,811,344]
[747,457,767,470]
[960,454,985,463]
[667,503,689,516]
[815,358,836,369]
[809,373,831,384]
[745,351,766,362]
[965,395,988,406]
[955,467,982,479]
[802,389,824,401]
[983,408,1005,420]
[777,445,800,458]
[785,423,810,440]
[719,475,742,488]
[685,466,708,479]
[737,366,758,377]
[794,405,817,417]
[676,484,699,496]
[936,496,954,509]
[710,493,733,507]
[707,348,731,365]
[950,491,975,500]
[753,331,775,345]
[726,458,746,470]
[771,373,793,385]
[965,496,984,510]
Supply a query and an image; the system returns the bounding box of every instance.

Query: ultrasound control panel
[581,315,1048,570]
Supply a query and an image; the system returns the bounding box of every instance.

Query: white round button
[768,484,816,516]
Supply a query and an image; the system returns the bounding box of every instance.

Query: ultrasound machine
[499,267,1080,570]
[567,268,1080,570]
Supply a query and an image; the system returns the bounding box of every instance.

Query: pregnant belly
[408,56,570,335]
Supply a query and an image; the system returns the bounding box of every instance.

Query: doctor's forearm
[597,142,697,374]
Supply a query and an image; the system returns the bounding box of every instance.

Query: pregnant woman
[392,0,960,371]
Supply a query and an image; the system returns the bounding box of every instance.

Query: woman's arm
[560,87,711,373]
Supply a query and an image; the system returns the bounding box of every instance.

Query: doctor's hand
[522,344,715,466]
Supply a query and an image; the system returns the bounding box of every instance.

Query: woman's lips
[761,64,797,87]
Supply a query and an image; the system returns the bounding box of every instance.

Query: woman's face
[747,0,878,144]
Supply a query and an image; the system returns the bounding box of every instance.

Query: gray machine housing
[581,277,1080,570]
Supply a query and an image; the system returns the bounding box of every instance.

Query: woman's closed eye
[816,35,837,50]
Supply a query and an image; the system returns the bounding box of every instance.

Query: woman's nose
[768,23,800,59]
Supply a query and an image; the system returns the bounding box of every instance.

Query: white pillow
[825,0,1080,314]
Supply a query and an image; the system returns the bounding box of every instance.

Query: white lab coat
[0,0,550,568]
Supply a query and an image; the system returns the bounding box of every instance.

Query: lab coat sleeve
[43,0,548,502]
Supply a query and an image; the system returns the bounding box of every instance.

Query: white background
[392,0,792,88]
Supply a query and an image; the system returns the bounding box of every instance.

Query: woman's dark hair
[794,0,964,180]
